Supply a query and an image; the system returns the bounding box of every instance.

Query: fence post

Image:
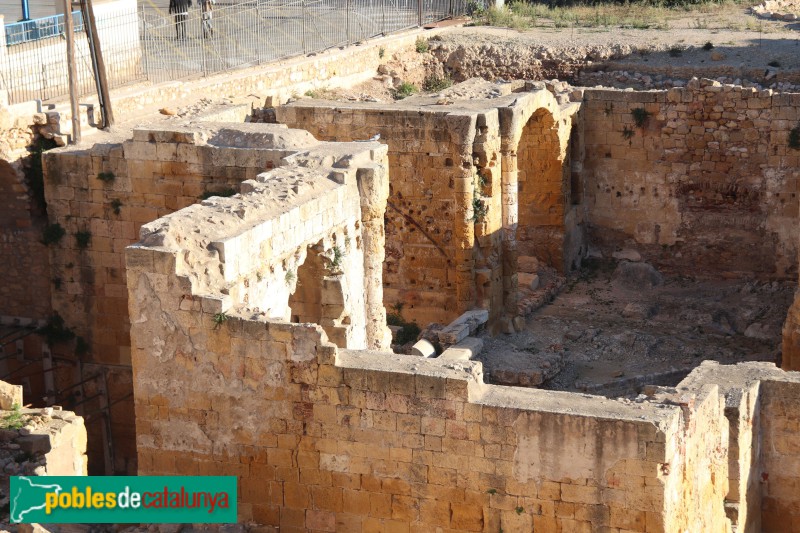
[418,0,423,26]
[301,0,306,54]
[346,0,351,45]
[381,0,385,35]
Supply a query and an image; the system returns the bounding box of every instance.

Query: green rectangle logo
[10,476,237,523]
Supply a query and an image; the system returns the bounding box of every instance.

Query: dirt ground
[476,259,794,396]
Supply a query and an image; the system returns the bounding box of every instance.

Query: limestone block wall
[127,161,740,532]
[583,81,800,279]
[0,146,51,320]
[40,122,325,473]
[0,101,59,322]
[759,377,800,532]
[676,361,795,533]
[278,89,582,326]
[278,104,493,326]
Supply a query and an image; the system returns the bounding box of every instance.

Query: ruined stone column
[357,162,392,350]
[498,106,521,319]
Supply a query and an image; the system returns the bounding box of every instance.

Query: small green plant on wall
[1,404,25,430]
[213,312,228,328]
[75,230,92,250]
[631,107,650,128]
[110,198,123,215]
[327,245,345,273]
[471,169,489,222]
[36,314,75,347]
[789,124,800,150]
[622,125,635,140]
[41,223,66,245]
[97,171,115,183]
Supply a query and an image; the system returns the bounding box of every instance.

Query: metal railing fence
[1,6,145,104]
[4,11,86,46]
[1,0,467,104]
[140,0,466,82]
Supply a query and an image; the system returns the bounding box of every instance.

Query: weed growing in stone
[415,37,429,53]
[37,314,75,347]
[702,41,714,50]
[393,82,418,100]
[486,488,497,494]
[668,46,683,57]
[110,198,123,215]
[622,125,635,140]
[285,269,296,285]
[1,404,26,430]
[213,312,229,327]
[327,246,346,273]
[41,223,66,245]
[386,302,421,345]
[75,230,92,250]
[515,506,525,515]
[97,171,115,183]
[631,107,650,128]
[75,336,90,356]
[423,74,453,92]
[304,87,338,100]
[472,197,489,222]
[378,47,385,59]
[790,124,800,150]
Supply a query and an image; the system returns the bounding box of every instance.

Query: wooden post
[82,0,114,128]
[62,0,81,143]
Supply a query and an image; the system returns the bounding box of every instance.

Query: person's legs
[178,13,187,40]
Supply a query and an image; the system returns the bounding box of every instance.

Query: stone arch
[516,107,568,273]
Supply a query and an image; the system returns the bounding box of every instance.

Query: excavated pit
[264,17,800,398]
[476,259,793,396]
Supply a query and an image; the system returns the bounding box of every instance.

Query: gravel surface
[476,259,793,396]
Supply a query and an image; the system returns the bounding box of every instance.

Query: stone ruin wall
[126,147,748,532]
[39,122,324,473]
[759,378,800,531]
[33,77,800,475]
[0,380,88,505]
[277,89,582,327]
[276,104,502,327]
[583,81,800,280]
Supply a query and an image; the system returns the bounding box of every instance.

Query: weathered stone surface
[0,381,22,410]
[612,249,642,262]
[612,261,664,290]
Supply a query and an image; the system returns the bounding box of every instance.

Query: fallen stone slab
[439,336,484,361]
[438,309,489,345]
